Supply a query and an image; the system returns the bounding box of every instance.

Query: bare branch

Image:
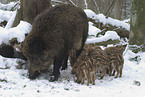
[10,1,20,11]
[84,0,88,9]
[93,0,100,13]
[51,0,67,4]
[105,0,116,17]
[65,0,77,6]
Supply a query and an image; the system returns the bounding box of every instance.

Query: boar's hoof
[49,76,58,82]
[49,74,60,82]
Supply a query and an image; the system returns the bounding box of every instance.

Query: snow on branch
[84,9,130,31]
[0,10,16,23]
[0,1,19,11]
[65,0,77,6]
[51,0,67,4]
[86,31,120,44]
[0,21,32,45]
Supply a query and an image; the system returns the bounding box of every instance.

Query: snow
[88,22,101,36]
[84,9,130,31]
[0,49,145,97]
[86,31,120,44]
[5,10,17,29]
[1,3,145,97]
[0,10,15,22]
[0,21,32,44]
[0,1,19,11]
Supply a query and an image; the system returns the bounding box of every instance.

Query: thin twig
[51,0,67,4]
[105,0,116,17]
[10,1,20,11]
[66,0,77,6]
[84,0,88,9]
[93,0,100,13]
[87,0,91,4]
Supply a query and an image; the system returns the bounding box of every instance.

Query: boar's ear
[29,38,46,53]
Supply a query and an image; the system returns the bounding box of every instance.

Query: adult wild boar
[22,4,88,81]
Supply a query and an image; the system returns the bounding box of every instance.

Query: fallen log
[86,39,120,47]
[88,18,129,39]
[0,38,26,60]
[0,43,14,58]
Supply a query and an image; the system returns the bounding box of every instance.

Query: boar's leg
[49,58,62,82]
[69,50,76,67]
[75,46,84,62]
[61,55,69,70]
[50,51,66,82]
[76,49,82,59]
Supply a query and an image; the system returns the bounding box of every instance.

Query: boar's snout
[28,70,41,80]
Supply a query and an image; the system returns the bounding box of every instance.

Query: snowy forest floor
[0,2,145,97]
[0,47,145,97]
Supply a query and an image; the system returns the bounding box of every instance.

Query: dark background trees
[0,0,52,58]
[1,0,130,20]
[0,0,132,59]
[51,0,130,20]
[12,0,52,27]
[130,0,145,51]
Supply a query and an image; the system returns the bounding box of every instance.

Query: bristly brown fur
[72,44,109,86]
[104,45,126,78]
[22,4,88,81]
[72,44,126,85]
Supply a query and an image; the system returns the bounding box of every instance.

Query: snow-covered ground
[0,2,145,97]
[0,48,145,97]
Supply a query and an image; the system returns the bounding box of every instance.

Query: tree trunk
[76,0,85,9]
[114,0,122,19]
[0,0,52,59]
[87,0,99,14]
[13,0,52,27]
[130,0,145,51]
[124,0,127,18]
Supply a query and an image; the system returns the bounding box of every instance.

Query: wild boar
[22,4,88,81]
[72,45,109,85]
[104,45,126,78]
[72,45,96,85]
